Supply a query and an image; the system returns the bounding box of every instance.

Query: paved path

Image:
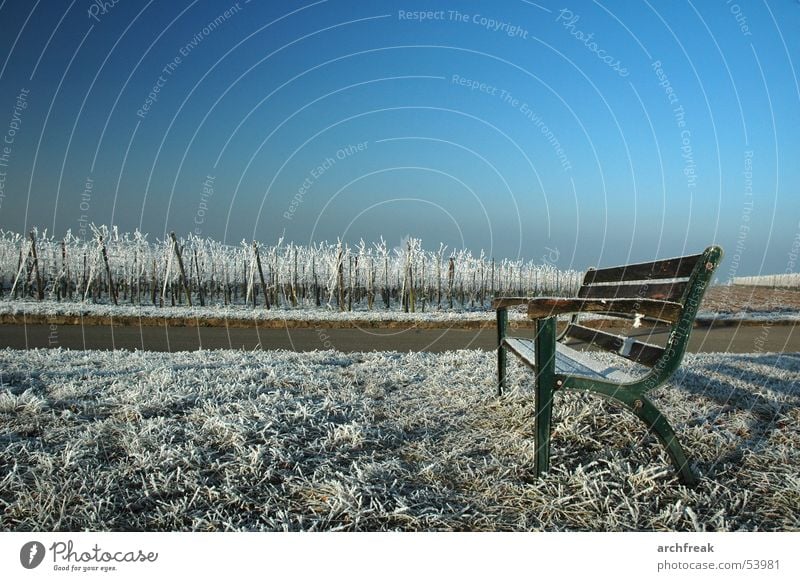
[0,322,797,353]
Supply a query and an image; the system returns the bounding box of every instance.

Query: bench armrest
[493,296,682,323]
[491,297,532,309]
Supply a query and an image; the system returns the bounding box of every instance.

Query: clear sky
[0,0,798,276]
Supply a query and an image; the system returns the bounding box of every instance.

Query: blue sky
[0,0,798,276]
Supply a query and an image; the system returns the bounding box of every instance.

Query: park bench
[494,245,723,485]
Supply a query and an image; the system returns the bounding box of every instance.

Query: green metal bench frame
[494,245,723,485]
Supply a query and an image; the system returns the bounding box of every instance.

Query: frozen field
[0,348,798,531]
[2,298,799,327]
[0,298,526,327]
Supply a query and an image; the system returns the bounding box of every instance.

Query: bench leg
[496,307,507,396]
[534,317,556,478]
[634,396,698,486]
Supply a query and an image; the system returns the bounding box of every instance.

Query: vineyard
[732,273,800,289]
[0,226,582,312]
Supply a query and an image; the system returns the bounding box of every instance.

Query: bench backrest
[564,246,723,370]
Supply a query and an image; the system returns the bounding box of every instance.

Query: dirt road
[1,321,796,353]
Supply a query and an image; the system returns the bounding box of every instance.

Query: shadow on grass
[671,354,799,478]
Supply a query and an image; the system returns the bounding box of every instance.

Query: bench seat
[503,337,635,383]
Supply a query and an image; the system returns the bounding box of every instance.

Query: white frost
[0,347,798,531]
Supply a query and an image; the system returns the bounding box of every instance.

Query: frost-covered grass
[696,311,800,324]
[0,298,525,325]
[0,348,798,531]
[2,298,798,326]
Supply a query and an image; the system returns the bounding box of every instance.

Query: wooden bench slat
[526,297,682,323]
[503,337,635,383]
[564,323,665,367]
[503,337,536,367]
[577,281,688,302]
[583,253,702,284]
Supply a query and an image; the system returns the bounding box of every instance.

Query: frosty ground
[2,298,800,328]
[1,348,798,531]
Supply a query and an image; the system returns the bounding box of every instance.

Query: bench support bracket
[633,395,698,486]
[564,379,699,486]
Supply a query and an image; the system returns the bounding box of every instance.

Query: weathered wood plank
[564,324,664,367]
[492,297,533,309]
[503,337,536,368]
[583,253,702,284]
[502,337,635,382]
[526,297,682,323]
[577,281,687,302]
